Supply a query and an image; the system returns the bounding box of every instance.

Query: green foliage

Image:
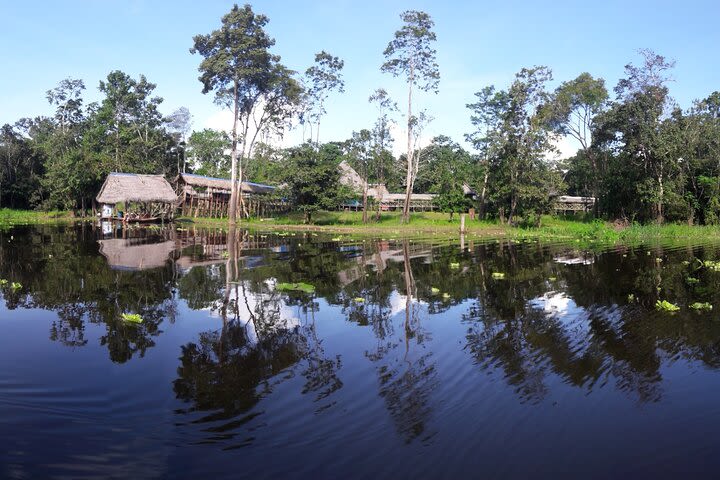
[689,302,712,311]
[381,10,440,93]
[276,282,316,294]
[121,313,143,324]
[467,67,563,224]
[281,142,350,223]
[655,300,680,312]
[302,51,345,141]
[415,136,475,217]
[187,128,230,177]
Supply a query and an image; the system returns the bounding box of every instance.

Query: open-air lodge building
[96,173,178,223]
[176,173,288,218]
[338,160,476,212]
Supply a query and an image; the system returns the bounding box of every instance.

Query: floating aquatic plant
[353,297,365,303]
[492,272,506,280]
[627,293,635,302]
[121,313,143,324]
[548,277,557,282]
[686,277,700,284]
[431,287,440,295]
[449,262,460,269]
[703,260,720,271]
[276,282,316,294]
[10,282,21,291]
[655,300,680,312]
[690,302,713,311]
[0,279,7,286]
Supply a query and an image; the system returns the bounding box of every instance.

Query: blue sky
[2,0,719,156]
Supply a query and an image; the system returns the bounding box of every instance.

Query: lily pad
[353,297,365,303]
[449,262,460,269]
[492,272,506,280]
[431,287,440,295]
[276,282,316,294]
[10,282,21,291]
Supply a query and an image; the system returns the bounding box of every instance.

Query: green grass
[276,282,316,294]
[179,210,508,236]
[9,207,720,246]
[180,212,720,247]
[0,208,75,227]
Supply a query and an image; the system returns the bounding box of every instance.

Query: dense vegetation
[1,4,719,225]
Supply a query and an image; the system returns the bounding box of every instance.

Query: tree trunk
[478,169,489,219]
[228,81,240,226]
[402,64,414,224]
[362,183,369,224]
[656,172,664,224]
[509,194,517,225]
[590,152,600,218]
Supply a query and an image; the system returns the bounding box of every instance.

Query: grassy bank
[0,208,75,227]
[179,211,509,236]
[180,211,720,244]
[5,208,720,245]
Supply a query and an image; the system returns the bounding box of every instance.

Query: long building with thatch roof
[96,173,178,221]
[176,172,287,218]
[338,160,440,211]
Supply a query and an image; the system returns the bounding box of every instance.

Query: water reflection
[6,225,720,466]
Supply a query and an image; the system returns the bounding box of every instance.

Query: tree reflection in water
[356,240,438,444]
[172,227,344,444]
[9,225,720,435]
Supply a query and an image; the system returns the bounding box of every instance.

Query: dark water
[3,224,720,478]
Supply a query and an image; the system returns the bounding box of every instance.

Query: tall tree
[344,129,373,223]
[467,67,561,225]
[596,49,677,222]
[167,107,192,174]
[303,51,345,143]
[87,70,170,175]
[542,73,608,216]
[368,88,399,219]
[381,10,440,223]
[191,4,301,224]
[0,120,46,209]
[41,78,96,212]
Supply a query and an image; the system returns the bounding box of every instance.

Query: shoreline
[5,209,720,245]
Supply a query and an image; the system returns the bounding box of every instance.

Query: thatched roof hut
[179,173,276,195]
[96,173,178,205]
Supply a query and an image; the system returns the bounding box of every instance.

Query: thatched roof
[382,193,437,202]
[98,239,176,271]
[556,196,596,204]
[179,173,276,195]
[96,173,177,204]
[338,160,366,193]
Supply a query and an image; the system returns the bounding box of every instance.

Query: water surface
[2,224,720,478]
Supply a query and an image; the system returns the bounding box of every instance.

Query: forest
[1,4,719,225]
